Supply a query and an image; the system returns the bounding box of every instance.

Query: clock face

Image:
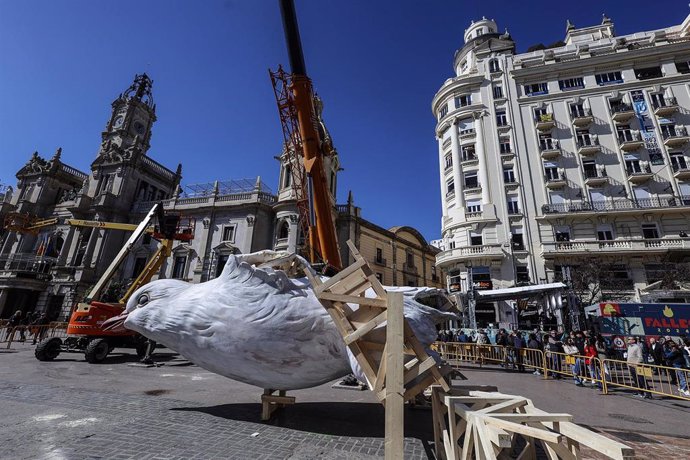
[133,121,145,135]
[112,116,124,129]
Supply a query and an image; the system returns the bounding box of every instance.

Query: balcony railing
[626,163,652,176]
[541,196,686,214]
[652,97,677,110]
[543,238,690,255]
[436,244,504,266]
[570,108,592,119]
[583,169,607,179]
[662,126,688,140]
[0,254,57,280]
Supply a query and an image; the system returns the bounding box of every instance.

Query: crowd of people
[437,327,690,398]
[3,310,49,344]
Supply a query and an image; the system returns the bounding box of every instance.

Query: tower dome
[463,17,498,43]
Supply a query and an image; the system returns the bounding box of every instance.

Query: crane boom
[273,0,342,271]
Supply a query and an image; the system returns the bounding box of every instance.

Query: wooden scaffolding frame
[305,241,455,458]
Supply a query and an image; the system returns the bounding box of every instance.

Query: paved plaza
[1,343,689,459]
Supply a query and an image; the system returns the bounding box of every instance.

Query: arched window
[278,221,290,240]
[284,165,292,188]
[488,59,501,73]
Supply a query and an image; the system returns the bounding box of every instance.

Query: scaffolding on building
[182,178,273,198]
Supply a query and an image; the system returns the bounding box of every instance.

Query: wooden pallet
[431,386,635,460]
[306,241,453,402]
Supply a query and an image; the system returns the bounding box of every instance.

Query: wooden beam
[384,292,404,460]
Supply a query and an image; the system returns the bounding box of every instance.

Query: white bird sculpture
[105,251,457,391]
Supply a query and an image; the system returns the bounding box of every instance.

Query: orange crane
[269,0,342,271]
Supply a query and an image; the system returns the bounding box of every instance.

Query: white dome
[464,18,498,43]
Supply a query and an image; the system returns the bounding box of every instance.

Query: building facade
[0,75,442,320]
[433,14,690,327]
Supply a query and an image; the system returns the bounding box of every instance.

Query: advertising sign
[598,302,690,336]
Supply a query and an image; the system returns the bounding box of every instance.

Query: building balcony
[544,172,566,188]
[576,137,601,156]
[534,114,555,131]
[583,169,608,186]
[662,126,689,147]
[610,104,636,122]
[653,97,679,117]
[627,165,653,183]
[402,262,418,275]
[673,163,690,179]
[571,108,593,127]
[541,196,683,215]
[542,238,690,257]
[435,244,504,268]
[274,238,289,251]
[460,155,478,167]
[539,141,561,159]
[459,128,476,139]
[617,132,644,151]
[0,254,57,281]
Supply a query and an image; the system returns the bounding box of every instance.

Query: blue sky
[0,1,685,241]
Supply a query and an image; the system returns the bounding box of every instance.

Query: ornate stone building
[433,14,690,327]
[0,74,442,320]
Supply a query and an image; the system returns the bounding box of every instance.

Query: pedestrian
[595,335,610,380]
[527,333,542,375]
[650,337,663,366]
[584,337,602,389]
[545,331,563,379]
[564,337,584,386]
[664,341,689,397]
[627,337,652,399]
[7,310,24,342]
[457,329,468,343]
[476,328,488,366]
[513,331,526,372]
[662,337,678,386]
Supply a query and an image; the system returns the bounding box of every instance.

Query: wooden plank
[313,257,366,295]
[492,414,573,423]
[403,356,437,385]
[318,291,388,308]
[344,310,387,345]
[374,342,388,393]
[481,416,563,444]
[431,388,445,460]
[384,292,404,460]
[476,398,528,414]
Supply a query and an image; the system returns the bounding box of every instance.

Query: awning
[475,283,566,301]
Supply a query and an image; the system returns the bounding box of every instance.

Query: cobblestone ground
[2,344,690,459]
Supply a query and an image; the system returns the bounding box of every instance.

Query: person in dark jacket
[665,342,689,397]
[513,332,526,372]
[545,331,563,379]
[457,330,468,343]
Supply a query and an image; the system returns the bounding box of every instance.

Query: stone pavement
[2,343,690,459]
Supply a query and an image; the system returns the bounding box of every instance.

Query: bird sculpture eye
[137,294,149,306]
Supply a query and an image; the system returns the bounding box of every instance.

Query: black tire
[85,338,110,363]
[35,337,62,361]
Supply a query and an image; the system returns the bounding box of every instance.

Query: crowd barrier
[1,322,68,349]
[435,341,690,401]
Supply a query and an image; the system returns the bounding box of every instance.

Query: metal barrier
[601,358,690,400]
[1,322,68,349]
[435,341,690,402]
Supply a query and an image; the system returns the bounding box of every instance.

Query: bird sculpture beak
[101,312,129,333]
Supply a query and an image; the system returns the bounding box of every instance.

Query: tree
[566,259,634,307]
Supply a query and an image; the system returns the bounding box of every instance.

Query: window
[461,145,476,161]
[406,251,414,268]
[590,189,606,209]
[671,152,688,171]
[496,110,507,126]
[533,107,548,120]
[511,230,525,250]
[132,257,147,279]
[544,164,560,180]
[555,227,571,242]
[172,256,187,279]
[650,93,666,108]
[376,248,384,263]
[458,118,475,135]
[499,139,512,154]
[660,123,678,139]
[222,226,236,242]
[375,273,383,283]
[439,105,448,119]
[575,129,593,147]
[469,230,483,246]
[634,66,662,80]
[431,265,438,281]
[466,200,482,213]
[493,85,504,99]
[625,156,642,174]
[489,59,500,73]
[597,224,614,241]
[641,224,659,239]
[444,153,453,169]
[558,77,585,90]
[595,71,623,85]
[446,178,455,196]
[503,167,516,183]
[675,60,690,74]
[283,165,292,188]
[524,82,548,96]
[476,29,483,37]
[516,266,530,283]
[539,134,557,151]
[507,196,520,214]
[617,124,635,142]
[216,254,229,278]
[455,94,472,108]
[570,103,588,118]
[582,159,597,178]
[464,171,479,188]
